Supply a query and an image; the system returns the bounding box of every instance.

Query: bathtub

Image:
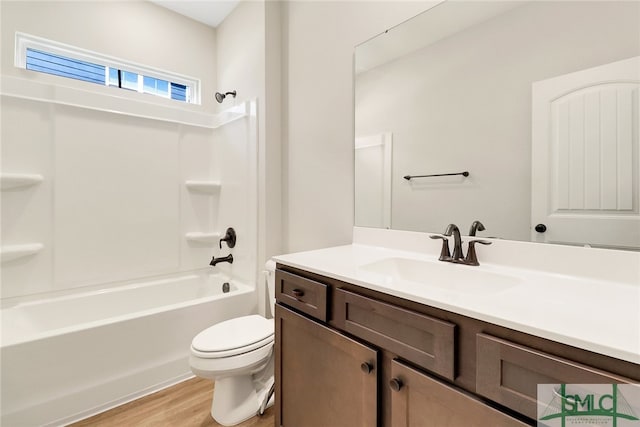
[0,270,256,426]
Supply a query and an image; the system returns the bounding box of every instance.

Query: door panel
[531,56,639,249]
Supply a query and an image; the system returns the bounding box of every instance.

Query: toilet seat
[191,315,274,359]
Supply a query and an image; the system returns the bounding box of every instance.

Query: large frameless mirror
[354,1,640,251]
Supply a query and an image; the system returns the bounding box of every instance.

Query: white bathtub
[0,270,256,426]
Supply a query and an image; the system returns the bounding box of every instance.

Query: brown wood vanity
[274,264,639,427]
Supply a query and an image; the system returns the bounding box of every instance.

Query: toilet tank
[264,260,276,318]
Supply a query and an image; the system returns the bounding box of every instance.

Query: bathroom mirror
[354,1,640,250]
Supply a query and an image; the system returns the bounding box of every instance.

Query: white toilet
[189,261,276,426]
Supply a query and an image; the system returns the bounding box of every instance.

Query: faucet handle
[464,239,492,266]
[429,235,451,261]
[219,227,237,249]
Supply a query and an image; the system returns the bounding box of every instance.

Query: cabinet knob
[535,223,547,233]
[291,289,305,298]
[389,378,403,392]
[360,362,373,374]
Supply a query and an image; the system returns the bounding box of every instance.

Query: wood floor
[71,377,275,427]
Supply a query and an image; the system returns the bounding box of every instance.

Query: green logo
[539,384,639,427]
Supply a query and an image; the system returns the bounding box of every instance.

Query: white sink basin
[360,257,521,294]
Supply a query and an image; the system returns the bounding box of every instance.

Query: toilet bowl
[189,261,276,426]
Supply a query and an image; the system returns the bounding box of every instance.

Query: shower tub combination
[0,270,255,426]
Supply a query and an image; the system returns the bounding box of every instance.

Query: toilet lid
[192,315,274,354]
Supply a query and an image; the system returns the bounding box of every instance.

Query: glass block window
[16,33,200,104]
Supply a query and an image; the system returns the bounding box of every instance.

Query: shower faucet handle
[219,227,237,249]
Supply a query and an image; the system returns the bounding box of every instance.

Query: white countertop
[273,242,640,364]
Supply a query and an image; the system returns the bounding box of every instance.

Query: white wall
[282,1,436,253]
[355,1,640,240]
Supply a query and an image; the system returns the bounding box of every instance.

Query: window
[16,33,200,105]
[26,48,105,84]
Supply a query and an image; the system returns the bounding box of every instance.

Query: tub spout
[210,254,233,266]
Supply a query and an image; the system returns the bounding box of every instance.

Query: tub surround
[1,77,260,425]
[1,79,258,299]
[274,227,640,364]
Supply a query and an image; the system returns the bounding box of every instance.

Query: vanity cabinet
[274,265,640,427]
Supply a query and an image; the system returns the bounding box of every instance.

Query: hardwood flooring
[71,377,275,427]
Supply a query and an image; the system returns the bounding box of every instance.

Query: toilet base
[210,365,274,426]
[211,376,259,426]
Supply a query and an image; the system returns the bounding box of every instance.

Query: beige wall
[1,1,217,111]
[281,1,434,252]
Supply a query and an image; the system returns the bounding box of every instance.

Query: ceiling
[150,0,240,28]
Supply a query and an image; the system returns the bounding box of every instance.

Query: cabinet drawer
[334,288,456,380]
[275,270,328,321]
[476,333,634,419]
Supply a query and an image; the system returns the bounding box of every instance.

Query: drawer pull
[389,378,403,392]
[360,362,373,374]
[291,289,305,298]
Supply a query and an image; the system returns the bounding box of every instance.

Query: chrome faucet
[210,254,233,266]
[430,223,492,266]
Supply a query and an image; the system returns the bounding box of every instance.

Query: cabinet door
[275,304,378,427]
[390,359,529,427]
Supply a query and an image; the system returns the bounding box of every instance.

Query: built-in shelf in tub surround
[184,181,221,194]
[1,173,43,190]
[1,243,44,262]
[185,232,221,244]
